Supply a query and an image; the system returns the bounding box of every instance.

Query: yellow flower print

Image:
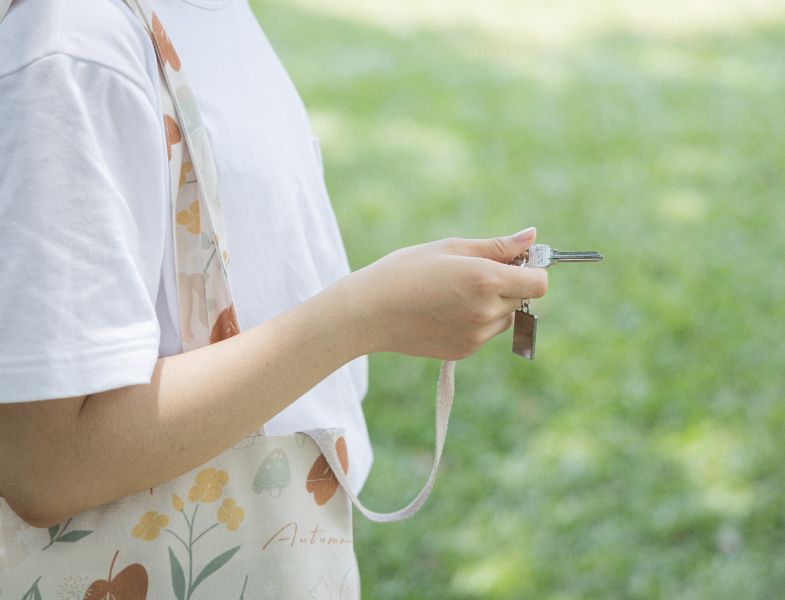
[188,468,229,503]
[132,511,169,541]
[217,499,244,531]
[179,161,194,187]
[172,494,184,512]
[176,200,200,234]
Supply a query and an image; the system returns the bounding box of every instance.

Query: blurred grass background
[250,0,785,597]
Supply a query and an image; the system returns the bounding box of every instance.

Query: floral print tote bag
[0,0,457,598]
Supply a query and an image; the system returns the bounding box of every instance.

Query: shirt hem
[0,340,160,403]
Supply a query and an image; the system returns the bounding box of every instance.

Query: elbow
[19,509,71,530]
[2,487,78,530]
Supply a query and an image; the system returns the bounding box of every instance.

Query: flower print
[57,574,89,600]
[217,499,244,531]
[176,200,200,235]
[179,161,194,187]
[172,494,184,512]
[188,467,228,503]
[131,511,169,541]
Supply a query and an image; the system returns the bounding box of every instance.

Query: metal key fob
[512,300,537,360]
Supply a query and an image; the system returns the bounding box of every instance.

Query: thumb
[459,226,537,262]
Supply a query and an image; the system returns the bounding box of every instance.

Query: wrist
[302,272,384,360]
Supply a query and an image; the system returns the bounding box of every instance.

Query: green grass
[251,1,785,597]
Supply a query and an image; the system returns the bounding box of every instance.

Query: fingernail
[512,226,536,241]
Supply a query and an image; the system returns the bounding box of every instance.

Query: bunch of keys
[510,244,603,360]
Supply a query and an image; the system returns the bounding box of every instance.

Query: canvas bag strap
[304,360,456,523]
[124,0,241,350]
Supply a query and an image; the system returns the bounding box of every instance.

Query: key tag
[512,258,538,360]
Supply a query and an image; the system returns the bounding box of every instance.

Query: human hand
[341,227,547,360]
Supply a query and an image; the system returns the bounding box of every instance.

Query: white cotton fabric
[0,0,371,490]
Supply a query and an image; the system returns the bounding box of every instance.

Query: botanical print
[178,161,194,188]
[131,512,169,541]
[83,551,148,599]
[151,13,181,71]
[43,519,92,550]
[237,575,248,600]
[252,448,291,497]
[306,437,349,506]
[308,565,359,600]
[175,86,202,135]
[131,468,243,600]
[164,114,182,161]
[175,201,200,235]
[209,304,239,344]
[19,577,43,600]
[56,574,89,600]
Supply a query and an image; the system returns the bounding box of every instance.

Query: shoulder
[0,0,157,99]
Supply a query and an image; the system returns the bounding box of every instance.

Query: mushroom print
[252,448,291,497]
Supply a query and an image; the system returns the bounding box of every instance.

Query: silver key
[509,243,602,361]
[517,244,603,268]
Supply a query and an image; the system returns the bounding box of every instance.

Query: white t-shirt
[0,0,372,490]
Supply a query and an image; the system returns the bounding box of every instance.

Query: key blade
[550,250,603,263]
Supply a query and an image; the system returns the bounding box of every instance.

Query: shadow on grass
[251,2,785,598]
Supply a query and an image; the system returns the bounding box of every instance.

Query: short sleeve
[0,53,169,403]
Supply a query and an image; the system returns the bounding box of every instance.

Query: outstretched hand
[342,227,548,360]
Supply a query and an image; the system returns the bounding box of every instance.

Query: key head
[524,244,553,268]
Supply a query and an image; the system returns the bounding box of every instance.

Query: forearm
[3,278,372,527]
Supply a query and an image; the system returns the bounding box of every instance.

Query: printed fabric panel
[0,430,359,599]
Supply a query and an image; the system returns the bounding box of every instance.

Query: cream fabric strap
[305,360,456,522]
[0,0,457,525]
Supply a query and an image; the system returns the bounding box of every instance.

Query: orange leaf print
[210,304,240,343]
[306,436,349,506]
[84,550,148,599]
[151,12,181,71]
[164,114,181,161]
[175,200,200,235]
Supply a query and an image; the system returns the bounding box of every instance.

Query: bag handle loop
[303,360,455,522]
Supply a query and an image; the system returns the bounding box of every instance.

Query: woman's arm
[0,230,546,527]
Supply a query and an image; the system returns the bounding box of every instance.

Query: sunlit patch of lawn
[252,1,785,597]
